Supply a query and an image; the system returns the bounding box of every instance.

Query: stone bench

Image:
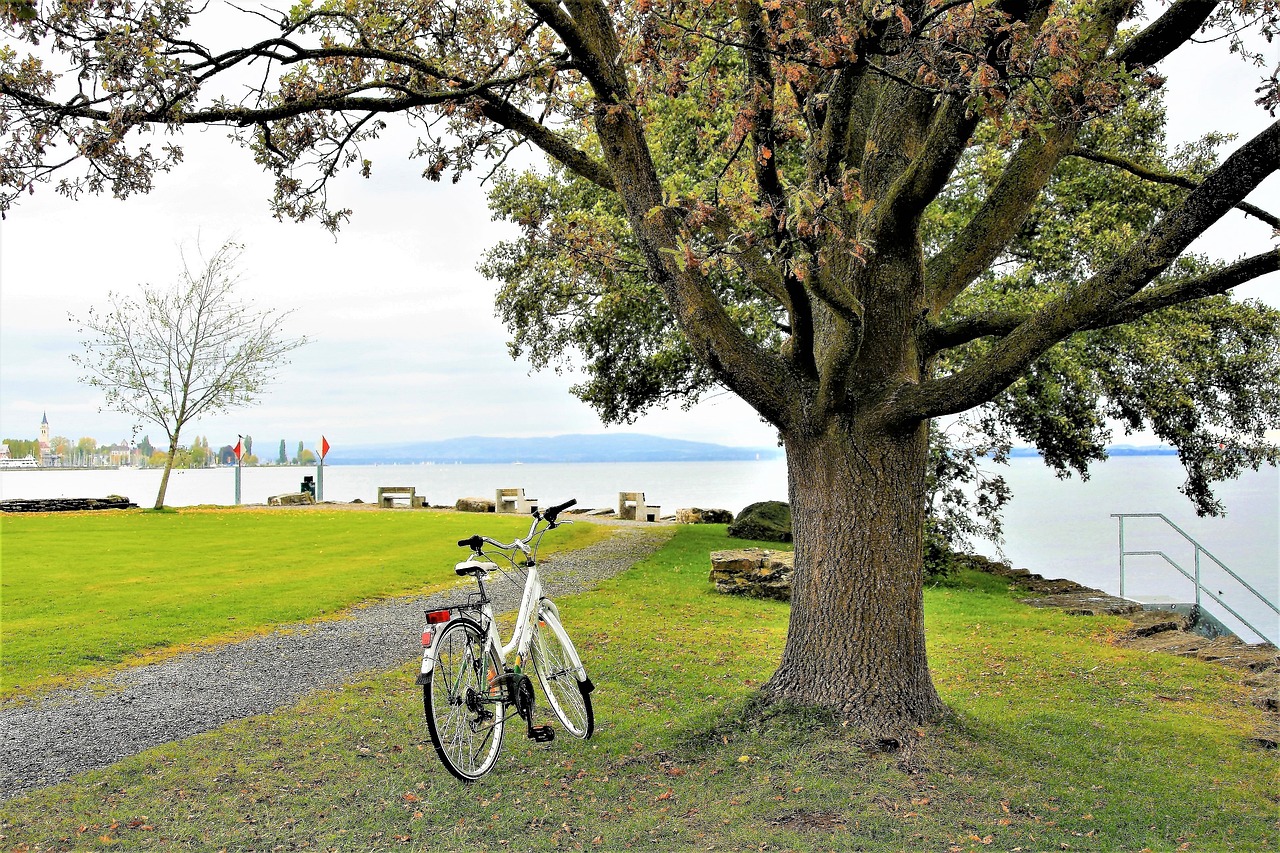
[618,491,661,522]
[378,486,424,508]
[496,488,538,514]
[709,548,794,600]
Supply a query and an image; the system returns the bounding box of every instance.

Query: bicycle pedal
[527,725,555,743]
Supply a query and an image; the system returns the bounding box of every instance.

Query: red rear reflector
[421,630,433,647]
[426,610,451,624]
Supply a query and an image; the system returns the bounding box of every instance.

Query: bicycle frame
[419,501,594,779]
[418,520,586,686]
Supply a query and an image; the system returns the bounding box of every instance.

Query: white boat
[0,457,39,469]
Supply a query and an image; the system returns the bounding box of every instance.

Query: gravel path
[0,522,675,801]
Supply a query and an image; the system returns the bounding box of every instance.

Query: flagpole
[317,436,329,502]
[235,435,243,506]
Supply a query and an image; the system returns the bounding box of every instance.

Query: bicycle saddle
[454,559,488,577]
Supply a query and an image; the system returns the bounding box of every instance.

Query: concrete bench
[495,488,539,514]
[618,491,661,522]
[378,486,424,508]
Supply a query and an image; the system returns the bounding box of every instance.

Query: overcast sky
[1,11,1276,456]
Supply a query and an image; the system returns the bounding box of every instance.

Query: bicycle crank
[511,672,556,743]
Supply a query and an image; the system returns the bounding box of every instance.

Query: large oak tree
[3,0,1278,735]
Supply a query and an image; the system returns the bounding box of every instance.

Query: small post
[318,435,330,502]
[1194,546,1202,610]
[234,434,243,506]
[1117,515,1126,599]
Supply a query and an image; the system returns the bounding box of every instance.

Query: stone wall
[0,496,138,513]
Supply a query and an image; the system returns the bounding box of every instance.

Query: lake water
[3,456,1275,643]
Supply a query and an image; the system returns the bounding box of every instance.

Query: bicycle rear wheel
[530,611,594,739]
[423,618,506,781]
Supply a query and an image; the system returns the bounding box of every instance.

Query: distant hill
[326,434,782,465]
[1008,444,1178,458]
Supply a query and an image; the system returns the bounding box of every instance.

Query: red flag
[233,440,242,461]
[321,436,331,460]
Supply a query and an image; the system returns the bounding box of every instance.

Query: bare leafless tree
[71,241,307,508]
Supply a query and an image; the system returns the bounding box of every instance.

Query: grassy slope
[1,525,1275,852]
[0,508,606,696]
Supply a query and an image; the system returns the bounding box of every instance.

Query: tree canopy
[482,75,1280,516]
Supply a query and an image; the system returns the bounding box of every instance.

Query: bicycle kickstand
[513,674,555,742]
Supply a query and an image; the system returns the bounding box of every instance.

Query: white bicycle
[416,498,594,781]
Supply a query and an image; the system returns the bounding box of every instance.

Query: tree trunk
[154,434,180,510]
[763,419,944,736]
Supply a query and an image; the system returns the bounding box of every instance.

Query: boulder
[727,500,792,542]
[675,507,735,524]
[456,496,495,513]
[268,492,315,506]
[709,548,794,600]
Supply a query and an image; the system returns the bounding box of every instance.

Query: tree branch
[922,0,1211,315]
[925,248,1280,352]
[1112,0,1222,68]
[475,96,615,191]
[1067,146,1280,229]
[898,118,1280,424]
[521,0,621,103]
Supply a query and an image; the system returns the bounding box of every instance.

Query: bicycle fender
[536,600,592,688]
[418,615,487,681]
[418,636,438,681]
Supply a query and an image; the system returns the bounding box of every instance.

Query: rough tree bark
[771,420,944,733]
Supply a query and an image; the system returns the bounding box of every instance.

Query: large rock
[268,492,315,506]
[456,496,495,513]
[727,500,792,542]
[710,548,794,600]
[675,507,735,524]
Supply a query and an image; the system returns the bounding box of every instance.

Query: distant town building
[107,441,135,467]
[39,412,59,466]
[39,412,52,464]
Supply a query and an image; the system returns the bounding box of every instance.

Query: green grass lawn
[0,508,607,696]
[1,523,1275,851]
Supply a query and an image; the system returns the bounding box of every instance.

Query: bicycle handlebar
[544,497,577,522]
[457,498,577,550]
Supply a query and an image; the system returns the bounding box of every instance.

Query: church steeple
[39,412,50,451]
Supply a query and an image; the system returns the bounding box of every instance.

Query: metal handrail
[1113,513,1278,645]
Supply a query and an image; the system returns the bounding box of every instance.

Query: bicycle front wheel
[423,618,506,781]
[530,611,594,739]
